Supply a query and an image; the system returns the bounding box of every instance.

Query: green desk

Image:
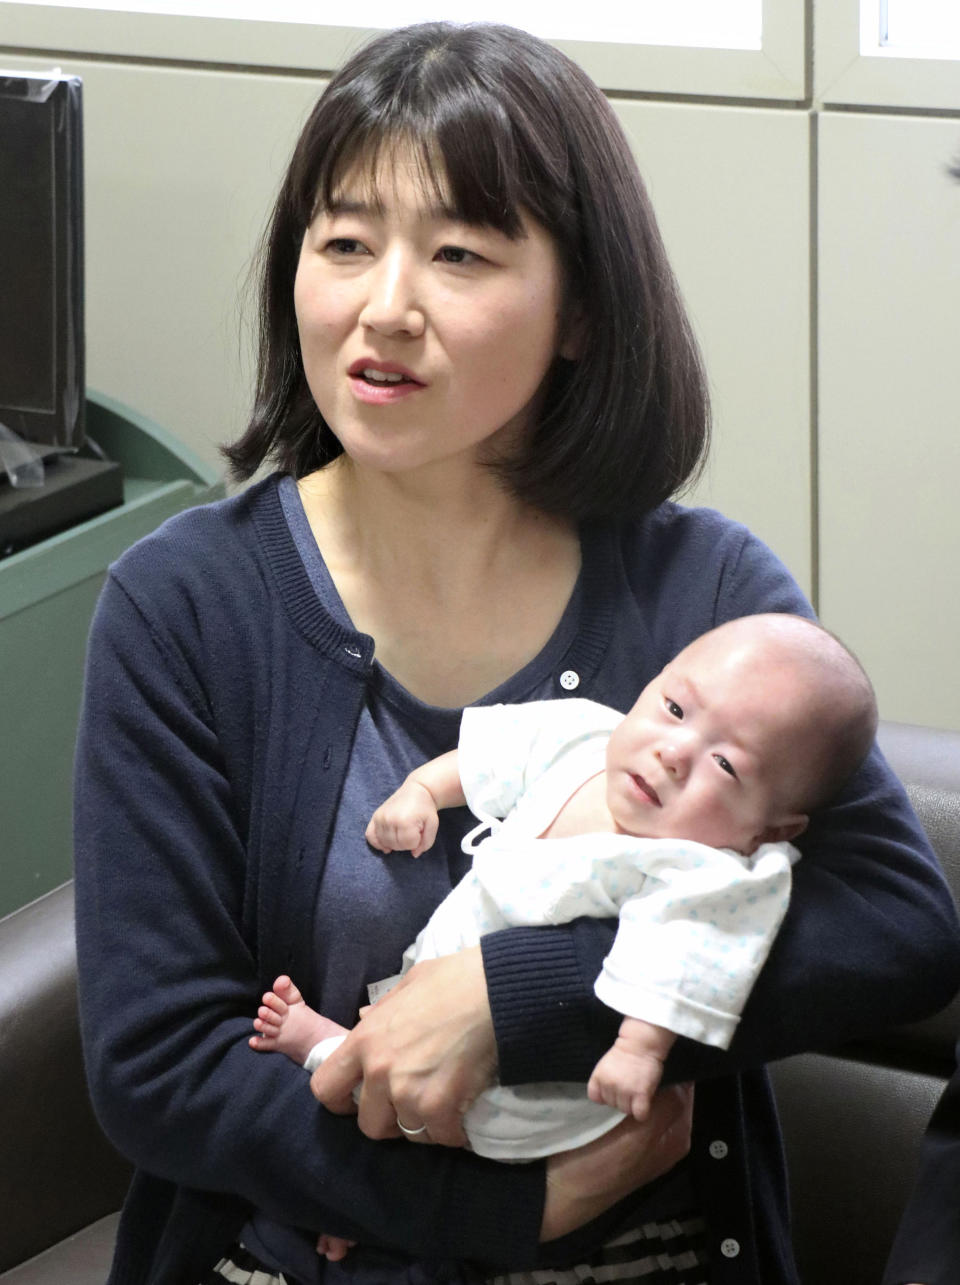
[0,392,226,918]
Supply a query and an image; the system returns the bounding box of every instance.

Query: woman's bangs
[430,103,527,235]
[308,104,527,237]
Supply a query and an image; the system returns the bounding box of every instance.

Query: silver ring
[397,1117,429,1137]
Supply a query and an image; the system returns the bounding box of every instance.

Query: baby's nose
[658,741,690,779]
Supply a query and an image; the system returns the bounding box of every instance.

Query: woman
[73,22,960,1285]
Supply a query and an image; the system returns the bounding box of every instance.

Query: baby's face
[605,630,811,854]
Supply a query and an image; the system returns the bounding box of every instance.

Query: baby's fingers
[364,812,393,853]
[365,811,406,853]
[410,814,439,858]
[368,811,430,856]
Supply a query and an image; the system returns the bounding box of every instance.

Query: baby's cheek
[700,795,746,846]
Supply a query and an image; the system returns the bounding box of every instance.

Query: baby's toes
[261,991,288,1017]
[273,975,304,1006]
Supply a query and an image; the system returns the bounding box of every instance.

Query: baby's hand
[587,1019,676,1122]
[365,779,439,857]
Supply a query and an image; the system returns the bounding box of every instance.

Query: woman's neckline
[291,466,583,707]
[277,473,609,715]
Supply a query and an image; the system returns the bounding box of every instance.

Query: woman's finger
[396,1115,433,1144]
[309,1039,366,1118]
[313,949,495,1147]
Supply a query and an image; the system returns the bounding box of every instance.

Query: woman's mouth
[348,362,425,404]
[357,368,417,385]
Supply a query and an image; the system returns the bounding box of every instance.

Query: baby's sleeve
[459,699,618,826]
[595,839,797,1049]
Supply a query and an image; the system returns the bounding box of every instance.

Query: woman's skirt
[202,1217,709,1285]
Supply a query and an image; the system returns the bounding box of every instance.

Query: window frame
[0,0,806,99]
[815,0,960,111]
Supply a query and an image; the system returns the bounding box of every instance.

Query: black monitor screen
[0,73,84,448]
[0,95,56,414]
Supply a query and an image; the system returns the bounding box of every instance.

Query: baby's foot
[249,975,346,1067]
[317,1233,357,1262]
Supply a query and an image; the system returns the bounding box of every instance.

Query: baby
[251,613,876,1166]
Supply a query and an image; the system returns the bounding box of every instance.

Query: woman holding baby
[73,21,960,1285]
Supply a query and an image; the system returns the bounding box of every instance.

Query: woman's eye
[326,237,367,256]
[665,698,683,720]
[436,245,479,265]
[714,755,738,779]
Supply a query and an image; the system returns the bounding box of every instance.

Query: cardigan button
[720,1238,741,1258]
[708,1139,729,1159]
[559,670,580,690]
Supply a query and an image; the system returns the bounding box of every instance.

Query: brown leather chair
[771,721,960,1285]
[0,881,129,1283]
[1,721,958,1283]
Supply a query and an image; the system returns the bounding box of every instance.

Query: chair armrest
[0,882,130,1273]
[877,720,960,1065]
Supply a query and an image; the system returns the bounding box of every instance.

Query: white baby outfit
[307,699,796,1160]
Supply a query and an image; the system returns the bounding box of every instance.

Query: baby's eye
[714,754,738,779]
[436,245,480,265]
[664,698,683,720]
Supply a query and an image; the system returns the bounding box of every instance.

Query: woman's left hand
[310,946,497,1148]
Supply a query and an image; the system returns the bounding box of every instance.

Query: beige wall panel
[0,1,806,98]
[2,54,325,472]
[819,113,960,729]
[615,100,811,593]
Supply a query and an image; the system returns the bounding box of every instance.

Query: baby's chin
[660,819,752,854]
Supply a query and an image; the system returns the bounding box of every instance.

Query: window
[1,0,800,98]
[12,0,763,50]
[817,0,960,108]
[864,0,960,59]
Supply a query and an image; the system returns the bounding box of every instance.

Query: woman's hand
[310,947,497,1148]
[540,1083,694,1242]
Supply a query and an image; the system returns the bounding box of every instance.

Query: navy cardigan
[73,477,960,1285]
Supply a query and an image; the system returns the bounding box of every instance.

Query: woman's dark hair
[223,22,710,522]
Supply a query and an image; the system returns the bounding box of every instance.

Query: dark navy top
[73,475,960,1285]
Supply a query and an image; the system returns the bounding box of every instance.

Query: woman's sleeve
[482,524,960,1088]
[881,1042,960,1285]
[74,571,545,1265]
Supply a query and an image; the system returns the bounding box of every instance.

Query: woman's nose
[359,252,425,338]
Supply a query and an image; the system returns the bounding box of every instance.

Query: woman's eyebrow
[325,195,467,223]
[324,197,379,217]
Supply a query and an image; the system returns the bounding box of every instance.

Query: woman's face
[293,148,574,480]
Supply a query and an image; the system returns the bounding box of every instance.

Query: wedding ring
[396,1116,429,1137]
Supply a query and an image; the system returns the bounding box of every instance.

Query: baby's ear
[755,814,808,849]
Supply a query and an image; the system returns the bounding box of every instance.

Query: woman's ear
[558,308,586,361]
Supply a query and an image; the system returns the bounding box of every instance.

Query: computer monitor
[0,70,84,452]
